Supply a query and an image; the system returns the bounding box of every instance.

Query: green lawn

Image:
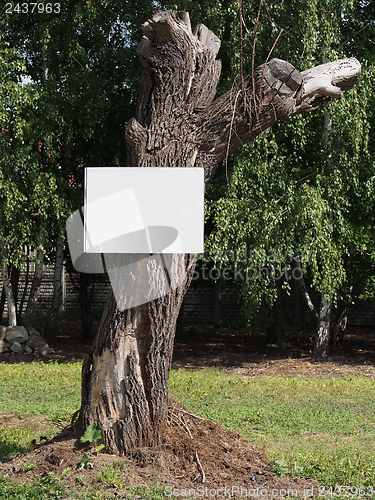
[0,361,374,498]
[169,368,375,489]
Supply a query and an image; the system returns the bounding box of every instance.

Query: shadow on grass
[0,438,32,463]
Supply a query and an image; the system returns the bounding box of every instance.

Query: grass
[0,361,375,497]
[169,368,375,489]
[0,360,82,420]
[0,360,82,460]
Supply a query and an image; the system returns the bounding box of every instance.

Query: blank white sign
[84,167,204,254]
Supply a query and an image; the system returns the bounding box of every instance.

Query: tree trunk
[293,258,304,325]
[266,275,285,349]
[313,88,334,360]
[23,248,44,329]
[275,276,285,349]
[314,295,332,359]
[1,266,17,327]
[0,285,6,324]
[331,292,353,351]
[45,233,64,341]
[212,285,221,324]
[18,248,31,319]
[80,273,93,343]
[77,10,361,453]
[10,266,20,323]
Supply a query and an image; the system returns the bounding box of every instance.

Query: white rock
[10,341,24,354]
[6,326,29,344]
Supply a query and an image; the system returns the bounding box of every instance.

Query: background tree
[2,0,155,328]
[204,0,375,358]
[0,35,62,326]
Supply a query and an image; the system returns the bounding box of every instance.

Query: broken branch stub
[129,10,361,183]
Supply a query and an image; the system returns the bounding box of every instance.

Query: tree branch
[127,9,361,185]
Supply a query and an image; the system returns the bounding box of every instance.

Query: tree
[0,35,63,326]
[76,10,360,453]
[2,0,156,329]
[203,0,375,359]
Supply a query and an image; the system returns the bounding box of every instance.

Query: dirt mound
[0,400,316,498]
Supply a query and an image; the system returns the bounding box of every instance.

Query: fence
[2,260,375,327]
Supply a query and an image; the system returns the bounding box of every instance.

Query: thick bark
[77,10,361,453]
[23,248,44,329]
[314,295,332,360]
[78,253,196,453]
[1,266,17,327]
[45,233,64,341]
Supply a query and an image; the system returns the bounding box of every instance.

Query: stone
[10,341,24,354]
[0,339,10,354]
[25,345,33,355]
[27,327,43,337]
[40,345,53,356]
[26,335,47,349]
[6,326,29,344]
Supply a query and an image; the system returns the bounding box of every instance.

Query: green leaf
[80,423,102,444]
[77,453,93,470]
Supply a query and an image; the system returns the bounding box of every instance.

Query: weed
[77,452,93,470]
[95,462,125,489]
[0,472,67,499]
[80,423,104,452]
[129,482,168,500]
[20,462,37,472]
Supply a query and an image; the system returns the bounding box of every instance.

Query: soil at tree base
[0,400,317,498]
[0,323,374,497]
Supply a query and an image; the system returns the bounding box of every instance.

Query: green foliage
[80,423,104,452]
[129,482,169,500]
[0,473,67,499]
[20,462,37,472]
[0,422,55,459]
[1,0,157,280]
[77,452,93,470]
[203,1,375,322]
[80,424,102,445]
